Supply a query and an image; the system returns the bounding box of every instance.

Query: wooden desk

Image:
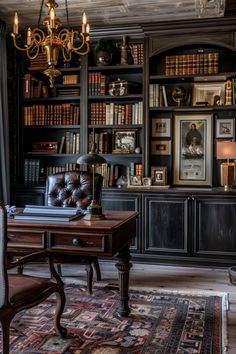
[7,210,138,316]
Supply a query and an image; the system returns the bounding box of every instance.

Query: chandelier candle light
[12,0,90,87]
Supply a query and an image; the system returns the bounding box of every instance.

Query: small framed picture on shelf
[129,175,142,186]
[192,82,226,106]
[173,113,213,186]
[142,177,152,186]
[151,139,171,155]
[151,166,167,186]
[215,118,235,139]
[152,118,171,138]
[112,129,137,153]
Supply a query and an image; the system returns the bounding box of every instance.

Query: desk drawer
[7,230,46,249]
[49,232,106,252]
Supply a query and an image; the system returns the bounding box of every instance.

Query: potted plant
[93,39,113,66]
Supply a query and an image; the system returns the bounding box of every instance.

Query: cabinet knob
[72,238,80,246]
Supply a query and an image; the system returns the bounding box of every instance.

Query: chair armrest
[8,251,50,269]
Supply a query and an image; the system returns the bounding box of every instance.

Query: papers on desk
[14,205,83,222]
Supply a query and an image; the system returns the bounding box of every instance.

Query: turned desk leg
[115,244,132,317]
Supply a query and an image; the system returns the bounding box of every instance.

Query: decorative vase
[94,51,112,66]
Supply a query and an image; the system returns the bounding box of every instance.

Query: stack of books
[14,205,83,222]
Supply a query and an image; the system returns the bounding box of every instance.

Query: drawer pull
[72,238,80,246]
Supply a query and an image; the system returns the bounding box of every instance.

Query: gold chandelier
[11,0,90,87]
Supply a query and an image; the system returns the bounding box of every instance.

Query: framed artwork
[215,118,235,139]
[152,118,171,137]
[112,129,137,153]
[129,175,142,186]
[151,166,167,186]
[151,140,171,155]
[173,113,213,186]
[192,82,226,106]
[142,177,152,186]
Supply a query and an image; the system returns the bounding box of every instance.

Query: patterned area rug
[2,283,228,353]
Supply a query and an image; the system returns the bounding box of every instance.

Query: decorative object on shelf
[215,118,235,139]
[171,87,188,107]
[152,118,171,138]
[76,152,107,220]
[192,82,225,106]
[11,0,90,87]
[165,83,191,107]
[142,177,152,187]
[151,140,171,155]
[93,39,113,66]
[196,0,225,18]
[216,140,236,191]
[112,129,137,154]
[109,78,141,97]
[120,36,133,65]
[151,166,168,186]
[116,175,128,188]
[173,114,213,186]
[129,175,142,186]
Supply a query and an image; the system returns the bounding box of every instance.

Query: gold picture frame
[152,118,171,137]
[151,140,171,155]
[173,113,213,186]
[151,166,167,186]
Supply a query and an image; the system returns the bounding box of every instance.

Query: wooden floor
[23,260,236,353]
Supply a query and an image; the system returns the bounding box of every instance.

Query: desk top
[8,210,139,232]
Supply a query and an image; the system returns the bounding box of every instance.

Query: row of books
[131,43,144,65]
[88,72,108,96]
[58,132,80,154]
[89,102,143,125]
[28,52,48,71]
[88,131,112,154]
[24,104,80,126]
[23,74,48,99]
[24,159,78,184]
[62,74,80,85]
[165,52,219,76]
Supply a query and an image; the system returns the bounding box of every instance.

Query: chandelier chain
[65,0,69,27]
[38,0,44,27]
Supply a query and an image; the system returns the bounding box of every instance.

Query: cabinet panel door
[194,196,236,255]
[143,195,189,254]
[101,190,141,252]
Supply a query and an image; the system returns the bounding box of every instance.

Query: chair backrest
[0,204,8,308]
[45,171,103,209]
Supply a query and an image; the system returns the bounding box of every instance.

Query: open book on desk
[14,212,83,222]
[14,205,84,222]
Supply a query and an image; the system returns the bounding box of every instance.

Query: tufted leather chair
[45,171,103,294]
[0,203,67,354]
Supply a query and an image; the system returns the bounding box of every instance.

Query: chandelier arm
[61,47,72,62]
[26,45,40,60]
[73,41,90,56]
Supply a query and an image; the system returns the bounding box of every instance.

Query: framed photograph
[151,166,167,186]
[173,114,213,186]
[192,82,225,106]
[215,118,235,139]
[152,118,171,137]
[151,140,171,155]
[142,177,152,186]
[129,175,142,186]
[112,129,137,153]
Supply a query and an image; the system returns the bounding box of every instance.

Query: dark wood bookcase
[10,17,236,266]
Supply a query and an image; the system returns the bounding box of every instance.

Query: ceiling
[0,0,236,34]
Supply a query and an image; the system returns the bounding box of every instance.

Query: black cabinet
[143,193,189,255]
[193,195,236,262]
